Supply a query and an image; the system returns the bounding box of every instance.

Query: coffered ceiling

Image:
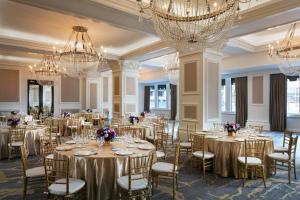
[0,0,300,71]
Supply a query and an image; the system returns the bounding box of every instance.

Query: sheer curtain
[235,77,248,127]
[270,73,287,131]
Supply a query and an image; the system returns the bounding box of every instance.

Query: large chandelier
[268,23,300,76]
[29,55,66,85]
[60,26,106,76]
[137,0,252,52]
[164,53,179,85]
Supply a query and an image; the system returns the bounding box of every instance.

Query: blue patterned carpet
[0,132,300,200]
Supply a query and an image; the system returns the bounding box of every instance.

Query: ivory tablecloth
[55,140,155,200]
[195,132,274,178]
[0,125,47,159]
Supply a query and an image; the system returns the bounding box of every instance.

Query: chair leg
[176,174,178,189]
[202,160,205,178]
[293,161,297,180]
[274,160,277,175]
[23,177,27,200]
[243,165,247,187]
[261,166,266,188]
[173,175,176,200]
[288,162,291,184]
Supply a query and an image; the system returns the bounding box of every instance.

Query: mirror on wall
[27,80,54,119]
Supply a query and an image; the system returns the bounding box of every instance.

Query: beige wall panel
[252,76,263,104]
[114,103,120,113]
[0,69,19,102]
[113,76,120,96]
[207,61,219,119]
[184,62,197,92]
[103,77,108,102]
[183,105,197,120]
[61,76,80,102]
[90,83,97,109]
[126,77,136,95]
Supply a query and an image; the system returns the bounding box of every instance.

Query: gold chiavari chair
[40,127,54,159]
[118,125,134,136]
[237,139,267,187]
[178,125,192,157]
[8,127,26,159]
[146,123,163,148]
[268,135,298,184]
[274,130,293,153]
[191,134,214,178]
[117,153,154,200]
[152,144,180,200]
[249,125,264,134]
[44,157,86,199]
[66,118,80,136]
[20,145,45,200]
[156,131,168,160]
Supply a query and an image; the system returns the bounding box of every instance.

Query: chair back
[20,145,28,177]
[243,139,266,165]
[127,152,153,192]
[288,135,298,160]
[9,127,26,145]
[40,127,54,157]
[249,125,264,134]
[173,144,180,171]
[44,157,70,195]
[282,130,293,148]
[118,125,133,136]
[191,134,205,157]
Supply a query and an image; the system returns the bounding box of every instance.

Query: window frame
[145,82,171,111]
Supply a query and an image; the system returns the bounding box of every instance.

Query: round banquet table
[196,132,274,178]
[55,140,155,200]
[0,125,47,159]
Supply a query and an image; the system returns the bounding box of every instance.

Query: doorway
[27,80,54,118]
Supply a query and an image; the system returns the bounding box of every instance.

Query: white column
[179,50,222,130]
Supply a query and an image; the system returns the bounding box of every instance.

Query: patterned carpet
[0,132,300,200]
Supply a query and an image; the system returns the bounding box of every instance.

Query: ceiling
[0,0,300,72]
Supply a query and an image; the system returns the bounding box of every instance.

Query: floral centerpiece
[96,127,116,144]
[140,111,146,117]
[129,116,139,125]
[224,122,240,137]
[7,112,20,127]
[86,108,92,113]
[63,112,71,118]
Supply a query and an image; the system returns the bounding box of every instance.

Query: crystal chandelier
[268,23,300,76]
[136,0,251,52]
[164,53,180,85]
[60,26,106,76]
[29,55,66,85]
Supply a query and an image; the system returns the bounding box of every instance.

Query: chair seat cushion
[238,156,262,165]
[48,178,85,196]
[192,151,214,159]
[180,142,191,148]
[8,142,23,147]
[26,166,45,177]
[268,153,289,161]
[274,147,288,153]
[156,151,165,159]
[117,175,148,191]
[45,154,54,159]
[152,162,177,173]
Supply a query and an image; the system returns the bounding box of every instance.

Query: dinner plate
[205,135,219,139]
[111,148,122,151]
[56,146,73,151]
[138,145,153,150]
[127,144,138,148]
[115,150,133,156]
[65,140,76,144]
[74,150,97,156]
[134,139,147,143]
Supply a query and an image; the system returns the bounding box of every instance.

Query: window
[287,78,300,114]
[149,86,155,109]
[221,79,226,112]
[231,79,236,113]
[157,84,167,108]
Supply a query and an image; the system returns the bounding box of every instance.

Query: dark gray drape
[270,73,287,131]
[235,77,248,127]
[144,86,150,112]
[170,84,177,120]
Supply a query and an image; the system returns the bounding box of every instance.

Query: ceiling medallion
[60,25,107,77]
[28,55,66,85]
[268,23,300,76]
[136,0,252,52]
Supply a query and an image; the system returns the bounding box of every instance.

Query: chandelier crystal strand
[28,55,66,85]
[164,53,180,85]
[268,23,300,76]
[60,26,106,77]
[137,0,252,52]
